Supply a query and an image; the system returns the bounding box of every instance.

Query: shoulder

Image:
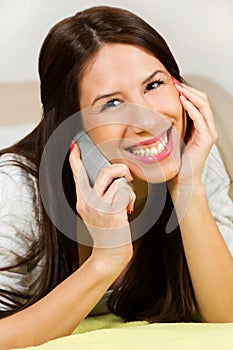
[0,152,36,174]
[202,145,233,255]
[0,153,41,240]
[0,154,43,311]
[202,144,232,194]
[0,152,37,192]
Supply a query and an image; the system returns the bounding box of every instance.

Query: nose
[124,99,169,136]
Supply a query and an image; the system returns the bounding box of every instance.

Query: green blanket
[18,313,233,349]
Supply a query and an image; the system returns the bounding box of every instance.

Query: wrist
[90,244,133,277]
[168,178,205,198]
[168,180,207,225]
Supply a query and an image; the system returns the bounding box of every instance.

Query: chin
[127,154,181,184]
[135,168,179,184]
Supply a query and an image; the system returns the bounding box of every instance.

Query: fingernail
[127,209,134,215]
[180,92,186,98]
[172,77,183,87]
[70,140,75,153]
[129,174,134,181]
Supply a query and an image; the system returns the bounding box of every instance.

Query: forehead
[93,42,159,62]
[83,43,165,79]
[80,44,166,102]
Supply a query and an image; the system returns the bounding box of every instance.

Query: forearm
[0,250,130,349]
[172,183,233,322]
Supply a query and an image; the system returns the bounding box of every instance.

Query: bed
[18,313,233,349]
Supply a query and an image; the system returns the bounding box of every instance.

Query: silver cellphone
[74,130,130,188]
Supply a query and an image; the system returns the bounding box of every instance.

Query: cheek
[148,87,183,118]
[165,90,183,116]
[88,125,124,145]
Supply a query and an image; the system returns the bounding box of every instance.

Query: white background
[0,0,232,96]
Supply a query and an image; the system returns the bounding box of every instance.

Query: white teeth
[139,149,146,156]
[157,143,164,153]
[130,131,169,157]
[151,147,158,155]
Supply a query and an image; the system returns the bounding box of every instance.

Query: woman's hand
[170,80,217,188]
[69,142,135,265]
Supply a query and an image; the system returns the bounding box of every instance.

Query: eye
[100,98,122,112]
[145,79,164,92]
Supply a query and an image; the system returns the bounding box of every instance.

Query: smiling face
[79,43,186,183]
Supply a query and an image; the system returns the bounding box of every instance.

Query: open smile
[125,126,173,164]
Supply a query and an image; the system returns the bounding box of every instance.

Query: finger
[94,163,133,196]
[176,83,207,108]
[179,87,217,139]
[173,79,212,120]
[182,85,206,98]
[175,83,210,111]
[111,178,135,213]
[126,191,136,214]
[172,78,206,99]
[177,85,216,129]
[100,178,119,203]
[100,177,134,210]
[180,94,210,136]
[69,142,91,200]
[87,178,134,215]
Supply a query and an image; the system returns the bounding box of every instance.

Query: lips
[125,127,173,164]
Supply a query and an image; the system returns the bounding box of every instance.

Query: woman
[0,5,233,348]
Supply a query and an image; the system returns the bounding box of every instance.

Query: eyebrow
[91,69,166,106]
[142,69,165,85]
[92,91,121,106]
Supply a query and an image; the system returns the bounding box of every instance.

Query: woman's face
[79,44,186,183]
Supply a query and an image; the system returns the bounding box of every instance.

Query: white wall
[0,0,232,96]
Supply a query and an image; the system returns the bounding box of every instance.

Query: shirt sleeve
[201,144,233,255]
[0,154,42,311]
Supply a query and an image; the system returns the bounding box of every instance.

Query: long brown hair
[0,6,199,321]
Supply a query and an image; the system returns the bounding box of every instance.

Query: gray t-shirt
[0,153,43,311]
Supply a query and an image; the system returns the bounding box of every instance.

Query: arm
[168,81,233,323]
[1,249,131,349]
[176,182,233,323]
[0,149,134,348]
[201,144,233,255]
